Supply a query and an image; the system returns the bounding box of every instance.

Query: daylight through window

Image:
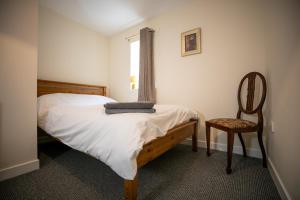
[130,40,140,90]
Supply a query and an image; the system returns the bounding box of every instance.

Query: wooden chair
[206,72,267,174]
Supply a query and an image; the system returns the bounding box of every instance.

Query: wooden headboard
[37,79,107,97]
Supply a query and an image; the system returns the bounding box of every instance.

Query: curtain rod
[125,33,139,41]
[125,28,155,41]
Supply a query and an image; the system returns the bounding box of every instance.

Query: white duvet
[38,93,198,180]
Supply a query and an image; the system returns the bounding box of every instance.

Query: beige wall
[38,6,109,86]
[265,0,300,199]
[109,0,266,156]
[0,0,39,180]
[1,1,297,197]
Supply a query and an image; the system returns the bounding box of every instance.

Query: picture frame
[181,28,201,56]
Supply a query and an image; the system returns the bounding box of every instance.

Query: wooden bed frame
[37,79,199,200]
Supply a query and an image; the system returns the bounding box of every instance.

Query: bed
[37,79,199,200]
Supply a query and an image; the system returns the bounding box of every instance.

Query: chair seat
[208,118,257,130]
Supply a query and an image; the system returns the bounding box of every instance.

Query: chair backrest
[237,72,267,126]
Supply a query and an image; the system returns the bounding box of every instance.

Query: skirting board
[181,138,262,158]
[0,159,40,182]
[267,157,291,200]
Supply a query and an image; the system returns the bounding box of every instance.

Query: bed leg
[124,175,138,200]
[192,120,198,152]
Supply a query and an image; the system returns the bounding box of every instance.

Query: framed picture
[181,28,201,56]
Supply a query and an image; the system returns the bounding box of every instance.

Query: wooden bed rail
[124,119,199,200]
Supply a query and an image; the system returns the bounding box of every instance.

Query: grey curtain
[138,27,156,103]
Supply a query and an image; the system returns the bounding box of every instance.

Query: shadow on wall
[196,111,206,139]
[0,1,37,47]
[0,103,2,162]
[264,68,272,153]
[194,111,218,144]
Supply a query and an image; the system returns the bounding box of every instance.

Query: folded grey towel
[104,102,154,109]
[105,108,156,114]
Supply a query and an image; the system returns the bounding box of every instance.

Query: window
[130,40,140,90]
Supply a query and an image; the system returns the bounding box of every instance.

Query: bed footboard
[124,119,199,200]
[137,119,198,168]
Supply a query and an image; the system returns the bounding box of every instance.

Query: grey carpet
[0,142,280,200]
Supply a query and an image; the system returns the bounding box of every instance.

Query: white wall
[109,0,266,156]
[265,0,300,199]
[38,6,109,86]
[0,0,39,181]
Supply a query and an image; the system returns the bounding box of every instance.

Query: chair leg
[205,123,211,156]
[238,133,247,157]
[192,122,198,152]
[124,175,138,200]
[257,129,267,168]
[226,132,235,174]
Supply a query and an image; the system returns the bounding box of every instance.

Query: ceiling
[39,0,193,36]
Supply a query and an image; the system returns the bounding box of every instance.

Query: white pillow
[37,93,117,118]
